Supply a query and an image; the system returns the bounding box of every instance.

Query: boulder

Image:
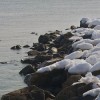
[33,43,46,51]
[62,75,82,88]
[27,50,40,56]
[1,85,55,100]
[23,45,30,48]
[11,45,21,50]
[24,69,67,95]
[55,83,92,100]
[19,65,36,76]
[38,35,50,44]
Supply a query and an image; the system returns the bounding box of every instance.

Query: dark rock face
[11,45,21,50]
[55,83,93,100]
[33,43,46,51]
[1,85,55,100]
[38,35,50,44]
[19,65,36,76]
[27,50,40,56]
[23,45,30,48]
[24,69,67,95]
[62,75,82,88]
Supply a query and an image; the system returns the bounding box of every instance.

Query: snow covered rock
[94,25,100,30]
[92,39,100,46]
[68,62,92,74]
[88,18,100,28]
[83,88,100,97]
[90,62,100,72]
[86,55,99,65]
[76,42,93,50]
[64,51,83,60]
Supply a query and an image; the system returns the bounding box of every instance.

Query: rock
[1,85,55,100]
[33,43,46,51]
[62,75,82,88]
[35,54,53,63]
[80,18,89,28]
[92,70,100,76]
[31,32,38,35]
[55,83,92,100]
[23,45,30,48]
[38,58,62,68]
[27,50,40,56]
[11,45,21,50]
[0,62,7,64]
[70,25,77,30]
[19,65,36,76]
[21,58,35,64]
[24,69,67,95]
[38,34,50,44]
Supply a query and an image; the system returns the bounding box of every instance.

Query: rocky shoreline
[2,18,100,100]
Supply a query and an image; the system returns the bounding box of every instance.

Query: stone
[24,69,67,95]
[23,45,30,48]
[33,43,46,51]
[38,35,50,44]
[1,85,55,100]
[62,75,82,88]
[11,45,21,50]
[19,65,36,76]
[27,50,40,56]
[70,25,77,30]
[80,18,89,28]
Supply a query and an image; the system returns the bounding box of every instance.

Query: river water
[0,0,100,98]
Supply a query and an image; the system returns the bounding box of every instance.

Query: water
[0,0,100,98]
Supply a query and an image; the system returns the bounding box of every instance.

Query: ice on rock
[64,51,83,60]
[68,62,92,74]
[83,88,100,97]
[76,42,93,50]
[94,25,100,30]
[90,62,100,72]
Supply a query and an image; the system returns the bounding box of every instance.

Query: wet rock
[38,34,50,44]
[23,45,30,48]
[33,43,46,51]
[24,69,67,95]
[19,65,36,76]
[11,45,21,50]
[70,25,77,30]
[1,85,55,100]
[27,50,40,56]
[21,58,35,64]
[35,54,53,63]
[0,62,8,64]
[31,32,38,35]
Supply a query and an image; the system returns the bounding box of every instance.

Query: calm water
[0,0,100,97]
